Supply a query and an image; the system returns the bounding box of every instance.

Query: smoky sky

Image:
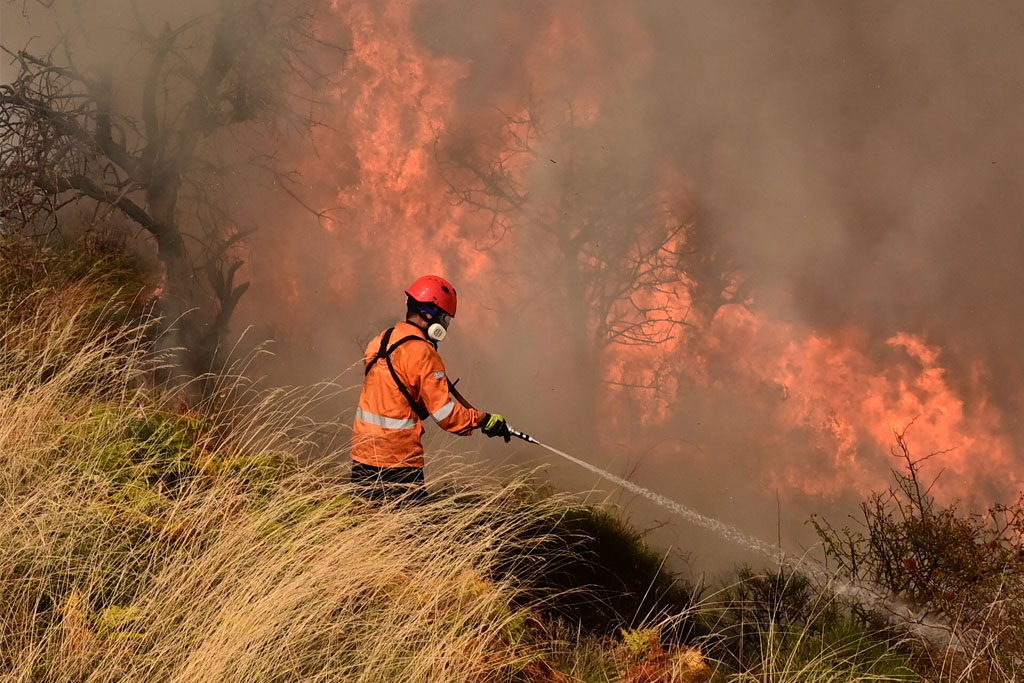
[412,0,1024,421]
[5,0,1024,569]
[6,0,1021,409]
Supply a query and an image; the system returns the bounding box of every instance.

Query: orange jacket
[352,321,486,468]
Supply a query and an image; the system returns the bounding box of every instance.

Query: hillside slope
[0,239,934,682]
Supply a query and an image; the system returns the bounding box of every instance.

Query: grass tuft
[3,236,1015,682]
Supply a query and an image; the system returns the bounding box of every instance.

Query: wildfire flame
[240,0,1021,511]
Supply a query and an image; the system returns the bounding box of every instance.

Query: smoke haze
[5,0,1024,569]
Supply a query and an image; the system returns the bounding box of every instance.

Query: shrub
[697,567,915,681]
[812,426,1024,680]
[494,498,700,640]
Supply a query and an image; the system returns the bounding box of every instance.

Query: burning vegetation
[4,0,1022,511]
[3,0,1024,679]
[245,0,1024,515]
[2,230,1022,681]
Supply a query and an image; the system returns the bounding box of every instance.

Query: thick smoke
[5,0,1024,569]
[406,1,1024,510]
[644,1,1024,389]
[414,0,1024,399]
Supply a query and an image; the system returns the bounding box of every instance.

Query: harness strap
[364,327,431,420]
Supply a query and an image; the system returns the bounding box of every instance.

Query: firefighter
[351,275,511,501]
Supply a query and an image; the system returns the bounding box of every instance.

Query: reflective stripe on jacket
[351,321,486,468]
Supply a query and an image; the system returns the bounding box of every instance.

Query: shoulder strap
[364,328,394,376]
[364,327,430,420]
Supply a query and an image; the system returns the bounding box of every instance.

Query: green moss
[70,407,206,492]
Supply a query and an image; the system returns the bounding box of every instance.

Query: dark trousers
[350,461,428,504]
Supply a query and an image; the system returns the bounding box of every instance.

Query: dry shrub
[813,426,1024,681]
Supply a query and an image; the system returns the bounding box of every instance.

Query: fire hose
[447,379,956,646]
[448,380,799,557]
[499,421,962,651]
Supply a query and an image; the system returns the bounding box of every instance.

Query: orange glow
[241,0,1019,511]
[707,306,1019,503]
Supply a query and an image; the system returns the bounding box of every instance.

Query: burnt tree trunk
[147,179,206,377]
[561,233,602,453]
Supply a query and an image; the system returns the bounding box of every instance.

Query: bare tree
[438,100,741,424]
[0,0,342,377]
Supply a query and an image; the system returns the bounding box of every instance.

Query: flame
[237,0,1019,511]
[706,306,1019,503]
[332,1,488,282]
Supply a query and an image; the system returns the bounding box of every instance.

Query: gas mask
[426,311,452,342]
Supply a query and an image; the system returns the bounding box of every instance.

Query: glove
[480,413,511,442]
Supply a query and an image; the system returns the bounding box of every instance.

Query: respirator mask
[421,305,454,342]
[426,311,452,342]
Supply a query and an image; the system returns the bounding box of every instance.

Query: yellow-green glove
[481,413,511,442]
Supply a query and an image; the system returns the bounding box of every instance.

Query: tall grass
[1,241,1002,682]
[0,249,560,681]
[0,365,544,681]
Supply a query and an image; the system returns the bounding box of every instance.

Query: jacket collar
[395,320,435,347]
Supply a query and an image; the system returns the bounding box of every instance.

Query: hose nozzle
[506,425,538,444]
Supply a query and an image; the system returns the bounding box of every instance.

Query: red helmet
[405,275,458,317]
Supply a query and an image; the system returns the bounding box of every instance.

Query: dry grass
[3,245,1015,683]
[1,483,554,682]
[0,266,570,682]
